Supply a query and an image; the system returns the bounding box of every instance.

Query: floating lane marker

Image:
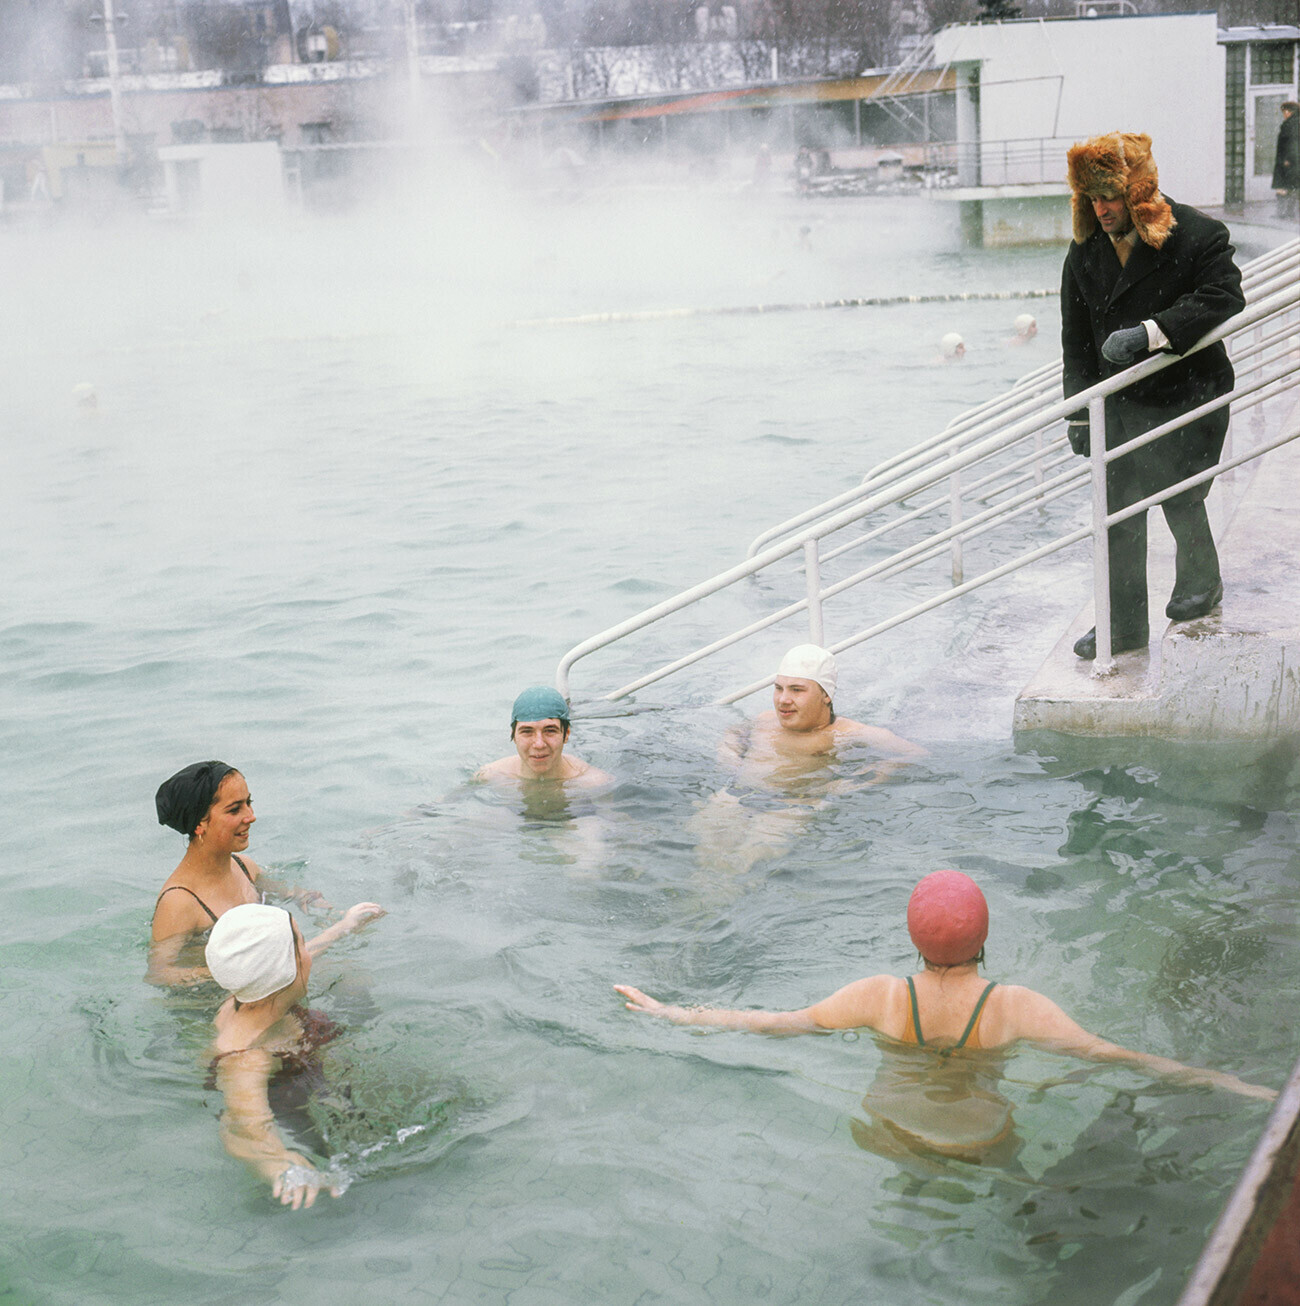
[510,288,1058,328]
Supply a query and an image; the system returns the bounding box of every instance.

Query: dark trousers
[1106,497,1221,638]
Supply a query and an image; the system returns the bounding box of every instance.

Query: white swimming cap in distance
[940,332,965,358]
[777,644,838,698]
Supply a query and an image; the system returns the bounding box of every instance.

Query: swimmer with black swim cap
[615,869,1274,1100]
[476,686,612,788]
[148,761,329,987]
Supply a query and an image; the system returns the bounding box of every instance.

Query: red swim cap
[907,870,988,965]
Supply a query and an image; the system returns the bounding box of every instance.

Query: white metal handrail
[556,240,1300,703]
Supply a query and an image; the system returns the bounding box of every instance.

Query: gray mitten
[1102,325,1149,365]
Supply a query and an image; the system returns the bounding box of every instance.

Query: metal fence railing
[555,239,1300,703]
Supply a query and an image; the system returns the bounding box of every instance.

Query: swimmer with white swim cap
[720,644,926,771]
[476,686,612,788]
[939,331,966,361]
[206,899,385,1209]
[1008,313,1038,346]
[615,869,1275,1104]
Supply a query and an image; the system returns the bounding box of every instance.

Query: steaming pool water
[3,188,1298,1306]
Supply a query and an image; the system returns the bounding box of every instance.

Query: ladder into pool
[555,239,1300,706]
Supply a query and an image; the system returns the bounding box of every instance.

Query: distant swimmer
[206,901,385,1209]
[938,331,966,362]
[616,870,1274,1160]
[149,761,329,988]
[476,686,612,790]
[1007,313,1037,346]
[721,644,926,779]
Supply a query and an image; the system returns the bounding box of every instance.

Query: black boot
[1166,580,1223,621]
[1164,500,1222,621]
[1073,626,1150,660]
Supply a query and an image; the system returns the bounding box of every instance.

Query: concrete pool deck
[1014,391,1300,739]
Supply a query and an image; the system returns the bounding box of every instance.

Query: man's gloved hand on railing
[1067,419,1090,456]
[1101,325,1150,366]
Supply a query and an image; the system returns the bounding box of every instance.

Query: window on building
[300,122,333,145]
[1250,42,1296,85]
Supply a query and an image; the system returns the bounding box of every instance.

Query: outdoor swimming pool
[2,185,1296,1306]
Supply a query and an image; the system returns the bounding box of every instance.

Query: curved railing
[555,239,1300,703]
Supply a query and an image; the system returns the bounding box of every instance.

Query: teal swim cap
[511,686,570,724]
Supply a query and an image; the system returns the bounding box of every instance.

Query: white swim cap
[1014,313,1036,334]
[205,903,298,1003]
[940,332,965,358]
[777,644,838,698]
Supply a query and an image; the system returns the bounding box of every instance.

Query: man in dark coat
[1273,101,1299,216]
[1061,131,1245,660]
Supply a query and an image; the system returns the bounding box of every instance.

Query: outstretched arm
[614,975,895,1037]
[245,857,333,913]
[615,985,816,1034]
[1001,986,1275,1101]
[215,1050,341,1209]
[305,902,385,958]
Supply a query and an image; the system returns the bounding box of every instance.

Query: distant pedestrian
[1272,101,1299,218]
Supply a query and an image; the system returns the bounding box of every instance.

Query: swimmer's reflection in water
[693,646,926,877]
[616,871,1274,1165]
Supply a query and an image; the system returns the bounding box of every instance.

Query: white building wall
[934,15,1226,208]
[157,141,286,216]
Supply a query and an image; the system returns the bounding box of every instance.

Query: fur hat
[1066,132,1176,249]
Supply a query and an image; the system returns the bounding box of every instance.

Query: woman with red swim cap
[615,870,1273,1103]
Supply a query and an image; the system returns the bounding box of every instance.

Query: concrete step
[1014,398,1300,739]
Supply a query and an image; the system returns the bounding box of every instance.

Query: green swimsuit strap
[953,981,998,1051]
[906,978,998,1052]
[905,975,926,1047]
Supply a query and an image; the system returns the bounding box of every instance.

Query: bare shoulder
[151,879,204,940]
[979,983,1080,1047]
[805,973,901,1031]
[234,854,264,880]
[475,756,520,782]
[840,719,927,758]
[567,758,614,789]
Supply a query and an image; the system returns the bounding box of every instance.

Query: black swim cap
[155,760,237,837]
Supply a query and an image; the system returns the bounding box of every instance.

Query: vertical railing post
[1089,395,1114,673]
[1032,426,1045,493]
[804,539,824,646]
[949,459,964,585]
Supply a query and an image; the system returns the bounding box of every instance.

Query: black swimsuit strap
[155,884,218,924]
[232,855,253,884]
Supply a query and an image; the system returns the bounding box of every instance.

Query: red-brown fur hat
[1066,131,1176,249]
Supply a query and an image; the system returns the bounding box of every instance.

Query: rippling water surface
[2,185,1296,1306]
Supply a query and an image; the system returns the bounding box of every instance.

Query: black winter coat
[1060,199,1245,502]
[1272,113,1299,192]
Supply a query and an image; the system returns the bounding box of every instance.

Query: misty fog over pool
[2,179,1296,1306]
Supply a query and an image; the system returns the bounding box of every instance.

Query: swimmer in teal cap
[475,686,612,788]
